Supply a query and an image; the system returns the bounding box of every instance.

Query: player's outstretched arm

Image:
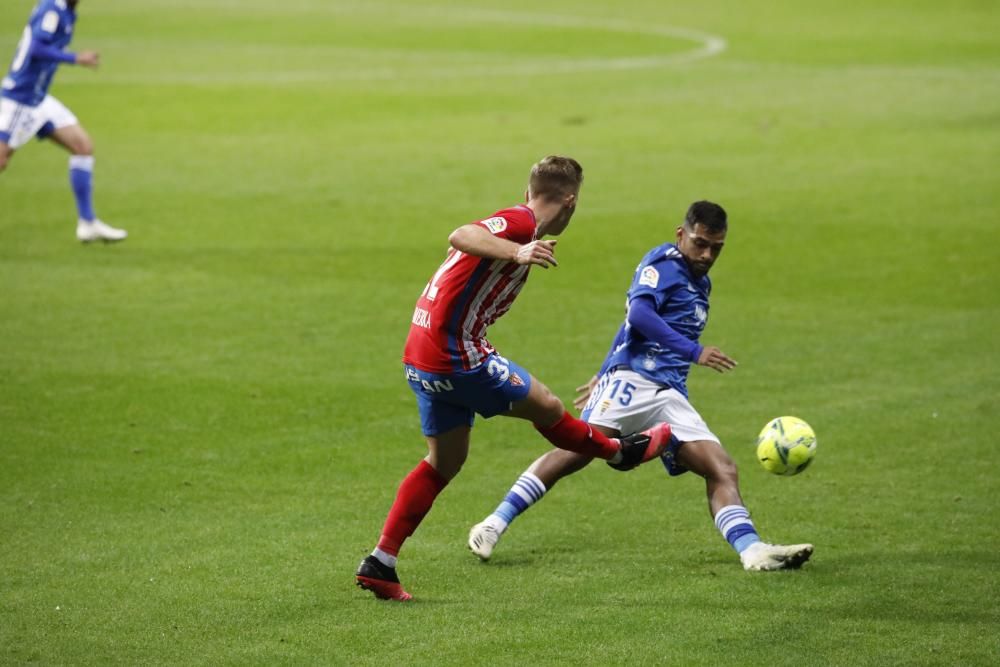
[448,224,558,268]
[27,43,99,68]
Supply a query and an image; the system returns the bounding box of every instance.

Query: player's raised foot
[355,555,412,601]
[77,219,127,243]
[740,542,814,571]
[468,521,503,561]
[608,422,672,471]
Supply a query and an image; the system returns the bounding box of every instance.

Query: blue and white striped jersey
[602,243,712,397]
[3,0,77,106]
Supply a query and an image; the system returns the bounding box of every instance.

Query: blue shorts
[405,353,533,436]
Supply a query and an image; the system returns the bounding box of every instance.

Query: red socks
[535,411,620,460]
[376,460,449,557]
[375,415,614,559]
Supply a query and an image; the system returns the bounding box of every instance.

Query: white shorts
[0,95,78,149]
[581,368,719,444]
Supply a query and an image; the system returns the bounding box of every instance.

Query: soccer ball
[756,416,817,476]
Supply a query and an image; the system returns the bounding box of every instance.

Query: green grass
[2,0,999,664]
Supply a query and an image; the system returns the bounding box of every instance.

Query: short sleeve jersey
[403,205,537,373]
[2,0,76,106]
[602,243,711,396]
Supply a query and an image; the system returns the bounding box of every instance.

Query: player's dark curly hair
[685,201,727,232]
[529,155,583,200]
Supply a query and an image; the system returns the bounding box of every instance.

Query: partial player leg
[1,95,33,174]
[676,440,812,571]
[356,425,468,600]
[0,94,19,173]
[49,123,126,242]
[470,415,669,561]
[676,439,744,515]
[528,442,607,487]
[504,375,668,467]
[0,142,12,173]
[469,446,599,560]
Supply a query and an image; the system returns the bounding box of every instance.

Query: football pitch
[2,0,998,664]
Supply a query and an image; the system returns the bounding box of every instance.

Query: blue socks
[488,472,547,531]
[714,505,761,554]
[69,155,96,222]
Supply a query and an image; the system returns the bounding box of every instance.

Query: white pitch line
[70,9,727,85]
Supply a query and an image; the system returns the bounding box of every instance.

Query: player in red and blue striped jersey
[402,202,538,374]
[1,0,126,242]
[356,156,672,601]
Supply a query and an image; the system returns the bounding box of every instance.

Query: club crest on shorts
[510,372,524,387]
[481,217,508,234]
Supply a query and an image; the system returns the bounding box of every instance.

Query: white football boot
[740,542,814,571]
[468,521,504,561]
[77,219,128,243]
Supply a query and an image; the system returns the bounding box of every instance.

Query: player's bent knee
[75,139,94,156]
[535,386,565,424]
[527,378,560,409]
[57,125,93,156]
[543,388,564,413]
[508,376,566,425]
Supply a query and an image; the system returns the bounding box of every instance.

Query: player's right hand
[514,239,558,268]
[698,346,737,373]
[572,375,598,411]
[76,51,100,68]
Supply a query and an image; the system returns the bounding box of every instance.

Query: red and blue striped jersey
[403,205,537,373]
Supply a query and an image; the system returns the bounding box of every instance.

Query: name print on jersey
[412,306,431,329]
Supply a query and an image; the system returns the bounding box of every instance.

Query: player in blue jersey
[1,0,126,242]
[469,201,814,571]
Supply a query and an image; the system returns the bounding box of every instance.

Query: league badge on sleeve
[481,217,508,234]
[41,10,60,33]
[639,266,659,288]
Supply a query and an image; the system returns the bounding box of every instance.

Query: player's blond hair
[528,155,583,201]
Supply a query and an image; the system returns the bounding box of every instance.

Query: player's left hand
[76,50,100,68]
[698,346,738,373]
[572,375,598,411]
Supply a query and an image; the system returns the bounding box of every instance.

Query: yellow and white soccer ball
[756,416,817,476]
